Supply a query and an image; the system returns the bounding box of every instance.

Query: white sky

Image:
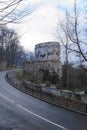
[9,0,86,52]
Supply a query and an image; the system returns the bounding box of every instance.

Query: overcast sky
[9,0,87,52]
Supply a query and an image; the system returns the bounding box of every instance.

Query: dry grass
[16,70,24,80]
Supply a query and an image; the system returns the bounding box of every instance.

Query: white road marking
[0,92,69,130]
[0,92,15,104]
[17,104,69,130]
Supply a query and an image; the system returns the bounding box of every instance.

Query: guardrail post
[86,104,87,113]
[40,89,42,99]
[66,99,69,107]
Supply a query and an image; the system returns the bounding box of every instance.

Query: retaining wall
[6,71,87,115]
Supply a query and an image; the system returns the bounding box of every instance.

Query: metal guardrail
[6,72,87,115]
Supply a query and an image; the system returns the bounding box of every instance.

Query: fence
[6,72,87,115]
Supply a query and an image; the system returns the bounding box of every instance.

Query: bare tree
[0,0,32,25]
[56,0,87,90]
[67,0,87,64]
[57,0,87,71]
[0,0,32,67]
[56,11,71,89]
[0,25,27,67]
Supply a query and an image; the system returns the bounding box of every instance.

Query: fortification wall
[24,60,62,78]
[24,42,62,83]
[35,42,60,61]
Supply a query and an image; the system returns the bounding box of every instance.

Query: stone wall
[6,71,87,114]
[35,42,60,61]
[24,60,62,82]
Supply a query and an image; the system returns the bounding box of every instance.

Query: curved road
[0,71,87,130]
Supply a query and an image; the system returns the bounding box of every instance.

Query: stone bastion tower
[24,42,62,83]
[35,42,60,61]
[35,42,62,76]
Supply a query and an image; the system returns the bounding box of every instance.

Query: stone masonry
[24,42,62,83]
[35,42,60,61]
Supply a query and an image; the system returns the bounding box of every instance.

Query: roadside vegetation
[0,0,32,71]
[16,70,24,81]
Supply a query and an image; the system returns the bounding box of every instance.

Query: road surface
[0,71,87,130]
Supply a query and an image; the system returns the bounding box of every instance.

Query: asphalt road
[0,71,87,130]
